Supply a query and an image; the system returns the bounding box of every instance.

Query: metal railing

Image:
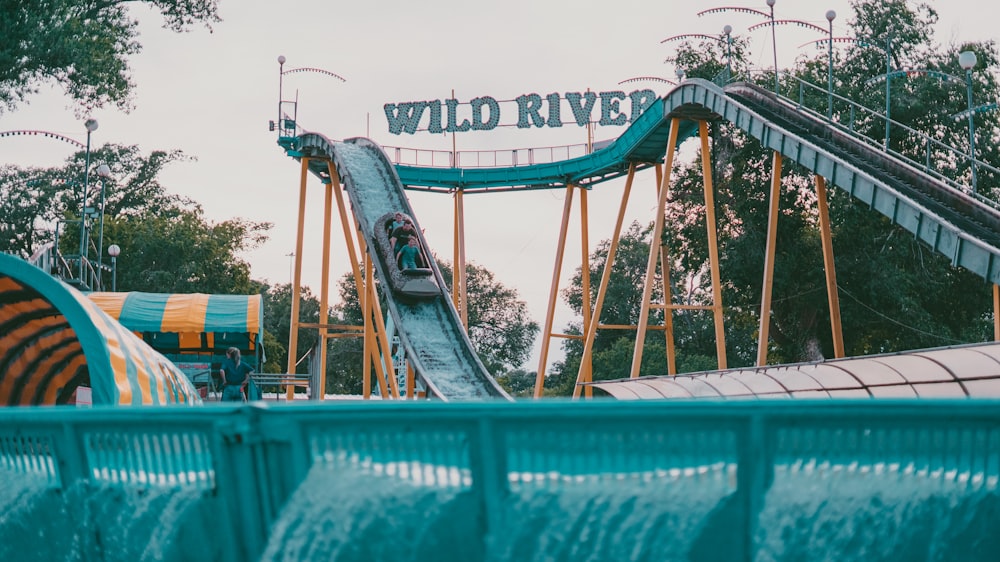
[739,69,1000,210]
[383,141,597,168]
[1,400,998,561]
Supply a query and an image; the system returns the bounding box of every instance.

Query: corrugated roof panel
[832,359,907,386]
[792,364,864,389]
[625,380,673,399]
[671,376,723,397]
[824,389,872,398]
[790,389,833,398]
[765,367,827,391]
[583,340,1000,401]
[729,372,787,395]
[875,355,956,383]
[921,347,1000,380]
[961,378,1000,396]
[868,385,919,398]
[911,382,968,398]
[640,378,697,398]
[697,373,755,397]
[591,382,640,400]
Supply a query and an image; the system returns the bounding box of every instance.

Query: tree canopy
[0,0,221,114]
[0,143,271,295]
[544,0,999,396]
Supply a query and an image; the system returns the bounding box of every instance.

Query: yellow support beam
[285,157,310,386]
[815,174,845,358]
[757,151,783,366]
[572,164,637,398]
[533,184,575,397]
[630,118,680,379]
[699,121,727,370]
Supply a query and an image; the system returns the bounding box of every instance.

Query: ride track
[280,78,1000,400]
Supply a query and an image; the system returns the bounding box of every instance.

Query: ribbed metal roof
[588,341,1000,399]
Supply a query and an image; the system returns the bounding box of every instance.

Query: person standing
[219,347,253,402]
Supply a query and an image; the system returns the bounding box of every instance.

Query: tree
[542,0,999,397]
[0,143,199,258]
[637,0,997,366]
[257,281,324,376]
[437,260,539,376]
[109,207,267,294]
[0,0,221,114]
[0,143,271,296]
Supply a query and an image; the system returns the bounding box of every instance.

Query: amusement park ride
[5,16,1000,559]
[273,65,1000,403]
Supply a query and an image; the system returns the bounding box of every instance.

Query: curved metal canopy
[588,341,1000,400]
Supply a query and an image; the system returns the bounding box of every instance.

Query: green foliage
[438,259,540,375]
[0,0,221,114]
[547,0,999,396]
[0,143,271,296]
[259,282,324,377]
[495,369,536,398]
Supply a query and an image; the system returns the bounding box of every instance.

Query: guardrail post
[467,417,507,556]
[214,406,268,562]
[57,421,89,489]
[738,414,772,562]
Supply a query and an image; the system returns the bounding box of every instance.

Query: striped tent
[86,292,263,356]
[0,253,201,406]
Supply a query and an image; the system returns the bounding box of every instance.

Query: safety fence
[1,400,999,561]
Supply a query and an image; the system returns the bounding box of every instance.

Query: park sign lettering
[384,89,658,135]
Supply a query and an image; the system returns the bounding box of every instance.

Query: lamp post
[661,32,733,84]
[95,163,111,284]
[766,0,778,92]
[723,25,734,81]
[79,118,98,279]
[277,55,286,134]
[959,50,978,193]
[826,10,836,119]
[108,244,120,292]
[748,12,827,93]
[275,56,346,137]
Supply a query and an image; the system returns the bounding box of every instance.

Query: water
[757,466,1000,561]
[260,460,1000,562]
[0,472,221,562]
[4,461,999,561]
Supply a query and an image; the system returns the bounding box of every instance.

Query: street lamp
[79,118,98,280]
[959,50,978,193]
[661,32,733,84]
[95,163,111,285]
[748,9,827,94]
[826,10,836,119]
[766,0,778,92]
[274,56,346,137]
[108,244,120,292]
[723,25,734,81]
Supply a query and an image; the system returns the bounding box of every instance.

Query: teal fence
[1,400,999,561]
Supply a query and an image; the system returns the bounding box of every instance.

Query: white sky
[1,0,995,372]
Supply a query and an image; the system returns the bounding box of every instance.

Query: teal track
[282,78,1000,399]
[288,136,510,401]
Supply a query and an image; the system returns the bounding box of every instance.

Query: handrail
[764,70,998,208]
[382,141,598,168]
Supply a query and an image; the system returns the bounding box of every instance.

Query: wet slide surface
[293,135,510,400]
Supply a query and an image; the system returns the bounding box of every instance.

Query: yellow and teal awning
[0,253,201,406]
[86,291,263,354]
